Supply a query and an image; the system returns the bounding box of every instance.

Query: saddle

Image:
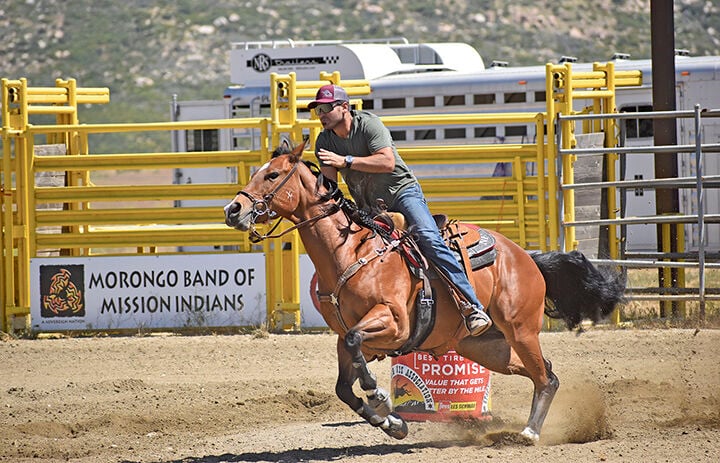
[373,212,496,356]
[375,212,497,274]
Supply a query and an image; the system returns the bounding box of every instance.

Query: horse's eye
[264,171,280,181]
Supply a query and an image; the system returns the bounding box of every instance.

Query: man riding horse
[309,84,492,336]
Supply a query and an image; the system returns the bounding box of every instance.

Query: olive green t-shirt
[315,110,417,210]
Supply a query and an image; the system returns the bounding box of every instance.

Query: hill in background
[2,0,719,153]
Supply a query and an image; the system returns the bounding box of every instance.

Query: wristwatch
[344,155,354,169]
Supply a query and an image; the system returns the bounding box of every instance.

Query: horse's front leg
[334,307,409,439]
[344,329,393,416]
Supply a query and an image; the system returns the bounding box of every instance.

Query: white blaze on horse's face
[256,161,271,174]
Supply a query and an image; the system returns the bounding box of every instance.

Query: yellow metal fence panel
[2,63,637,332]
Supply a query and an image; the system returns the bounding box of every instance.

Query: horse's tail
[531,250,626,330]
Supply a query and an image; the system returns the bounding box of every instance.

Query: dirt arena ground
[1,328,719,463]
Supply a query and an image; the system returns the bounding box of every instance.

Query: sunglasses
[314,101,343,114]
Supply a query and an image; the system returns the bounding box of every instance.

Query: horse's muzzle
[224,201,251,231]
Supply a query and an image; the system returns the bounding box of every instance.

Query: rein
[248,203,340,243]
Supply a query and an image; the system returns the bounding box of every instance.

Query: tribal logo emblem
[40,265,85,317]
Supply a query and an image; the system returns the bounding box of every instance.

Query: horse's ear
[288,138,309,162]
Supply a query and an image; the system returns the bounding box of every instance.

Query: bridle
[237,160,341,243]
[237,161,298,221]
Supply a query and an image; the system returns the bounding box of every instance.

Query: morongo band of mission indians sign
[30,254,324,331]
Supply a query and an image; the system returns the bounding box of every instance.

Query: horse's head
[224,140,307,233]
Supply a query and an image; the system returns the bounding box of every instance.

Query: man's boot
[462,302,492,336]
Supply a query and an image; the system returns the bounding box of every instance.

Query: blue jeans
[391,183,484,309]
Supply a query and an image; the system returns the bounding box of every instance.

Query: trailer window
[534,91,547,102]
[474,126,497,138]
[414,96,435,107]
[444,95,465,106]
[415,129,436,140]
[390,130,407,141]
[186,129,219,151]
[505,125,528,137]
[504,92,527,103]
[621,105,654,139]
[473,93,495,105]
[445,128,466,139]
[361,98,374,110]
[382,98,405,109]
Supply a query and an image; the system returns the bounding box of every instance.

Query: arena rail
[2,63,639,333]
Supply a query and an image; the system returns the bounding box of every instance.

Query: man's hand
[317,148,347,169]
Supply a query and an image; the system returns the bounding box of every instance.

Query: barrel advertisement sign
[391,350,491,422]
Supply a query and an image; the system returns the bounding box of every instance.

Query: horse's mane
[271,142,338,201]
[271,142,392,241]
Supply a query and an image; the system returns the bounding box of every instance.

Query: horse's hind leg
[457,328,559,444]
[503,324,561,442]
[522,358,559,442]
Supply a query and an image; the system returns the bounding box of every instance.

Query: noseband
[237,161,300,224]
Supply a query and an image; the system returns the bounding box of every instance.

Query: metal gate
[558,106,720,319]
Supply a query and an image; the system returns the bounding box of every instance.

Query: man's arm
[317,147,395,173]
[320,164,338,182]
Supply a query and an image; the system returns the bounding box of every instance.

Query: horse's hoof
[367,388,392,418]
[380,412,408,440]
[519,427,540,445]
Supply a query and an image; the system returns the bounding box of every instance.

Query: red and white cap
[308,84,349,109]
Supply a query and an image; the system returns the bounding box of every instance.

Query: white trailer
[172,39,720,252]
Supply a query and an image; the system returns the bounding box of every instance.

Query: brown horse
[224,142,625,444]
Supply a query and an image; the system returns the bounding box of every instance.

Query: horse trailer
[171,38,720,252]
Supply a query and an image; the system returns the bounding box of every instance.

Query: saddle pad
[462,224,496,258]
[442,222,497,270]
